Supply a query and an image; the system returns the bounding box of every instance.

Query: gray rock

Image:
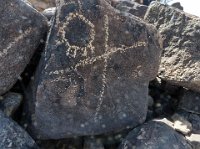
[144,2,200,93]
[0,0,47,95]
[28,0,161,139]
[0,92,23,117]
[186,134,200,149]
[42,7,56,20]
[119,119,192,149]
[84,137,104,149]
[111,0,148,18]
[171,2,183,10]
[0,110,38,149]
[179,90,200,115]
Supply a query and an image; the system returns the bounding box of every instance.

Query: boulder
[144,2,200,93]
[0,0,47,95]
[119,119,192,149]
[0,110,38,149]
[110,0,148,18]
[28,0,161,139]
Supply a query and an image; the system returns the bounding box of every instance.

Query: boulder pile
[0,0,199,149]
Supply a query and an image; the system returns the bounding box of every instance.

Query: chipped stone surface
[119,119,192,149]
[111,0,148,18]
[0,92,23,117]
[144,2,200,93]
[0,0,47,95]
[28,0,161,139]
[0,110,38,149]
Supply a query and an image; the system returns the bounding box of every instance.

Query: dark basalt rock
[179,90,200,115]
[119,119,192,149]
[144,2,200,93]
[28,0,161,139]
[111,0,148,18]
[0,0,47,95]
[0,92,23,117]
[0,110,38,149]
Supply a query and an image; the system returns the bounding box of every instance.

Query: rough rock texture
[171,2,183,10]
[0,92,23,117]
[144,2,200,93]
[28,0,55,11]
[0,0,47,95]
[119,119,192,149]
[0,110,38,149]
[28,0,161,139]
[179,90,200,114]
[110,0,148,18]
[84,137,104,149]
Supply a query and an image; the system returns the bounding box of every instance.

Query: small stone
[0,110,38,149]
[42,7,56,20]
[0,92,23,117]
[119,119,192,149]
[172,114,192,135]
[0,0,47,95]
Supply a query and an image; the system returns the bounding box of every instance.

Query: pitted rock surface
[0,0,47,95]
[119,119,192,149]
[110,0,148,18]
[144,2,200,93]
[28,0,161,139]
[0,110,38,149]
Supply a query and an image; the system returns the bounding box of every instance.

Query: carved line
[0,28,32,57]
[59,12,95,58]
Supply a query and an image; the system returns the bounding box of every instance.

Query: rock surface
[119,119,192,149]
[0,92,23,117]
[0,0,47,95]
[111,0,148,18]
[42,7,56,20]
[179,90,200,114]
[144,2,200,93]
[0,110,38,149]
[28,0,161,139]
[84,137,104,149]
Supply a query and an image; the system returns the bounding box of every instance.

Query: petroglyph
[59,12,95,58]
[52,12,147,121]
[0,28,32,57]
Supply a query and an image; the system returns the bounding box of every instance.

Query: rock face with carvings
[0,0,47,95]
[27,0,161,139]
[144,2,200,93]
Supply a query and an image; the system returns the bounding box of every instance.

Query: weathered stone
[28,0,161,139]
[171,2,183,10]
[84,137,104,149]
[0,110,38,149]
[42,7,56,20]
[172,113,192,135]
[0,92,23,117]
[186,134,200,149]
[179,90,200,115]
[0,0,47,95]
[144,2,200,93]
[119,119,192,149]
[110,0,148,18]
